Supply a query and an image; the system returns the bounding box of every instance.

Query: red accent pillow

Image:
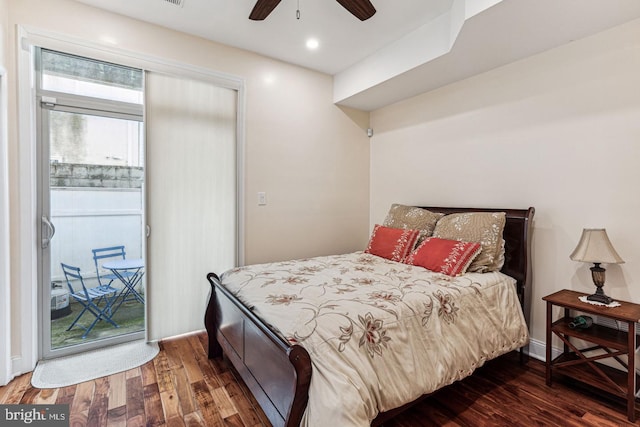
[405,237,481,276]
[365,225,419,262]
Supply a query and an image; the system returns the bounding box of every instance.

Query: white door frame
[15,30,39,377]
[0,66,13,386]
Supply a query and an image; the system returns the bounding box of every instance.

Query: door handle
[42,216,56,249]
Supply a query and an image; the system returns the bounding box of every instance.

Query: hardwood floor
[1,333,637,426]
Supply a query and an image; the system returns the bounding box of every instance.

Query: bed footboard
[205,273,312,427]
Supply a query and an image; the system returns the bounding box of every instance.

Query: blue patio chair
[61,263,119,339]
[92,245,134,288]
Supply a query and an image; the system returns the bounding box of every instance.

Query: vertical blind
[145,71,237,341]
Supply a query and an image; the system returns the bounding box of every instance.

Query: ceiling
[75,0,640,111]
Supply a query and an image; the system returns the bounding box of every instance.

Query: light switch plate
[258,192,267,205]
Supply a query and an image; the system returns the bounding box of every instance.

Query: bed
[205,206,535,426]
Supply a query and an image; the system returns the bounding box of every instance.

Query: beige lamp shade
[570,228,624,264]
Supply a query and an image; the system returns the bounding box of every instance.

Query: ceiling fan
[249,0,376,21]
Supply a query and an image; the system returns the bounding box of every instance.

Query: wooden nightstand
[544,289,640,422]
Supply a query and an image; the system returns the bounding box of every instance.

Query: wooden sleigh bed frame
[205,206,535,427]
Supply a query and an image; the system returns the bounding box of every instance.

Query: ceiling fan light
[162,0,185,7]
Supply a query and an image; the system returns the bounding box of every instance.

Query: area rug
[31,340,159,388]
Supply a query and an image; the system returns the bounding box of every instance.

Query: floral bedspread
[220,252,529,427]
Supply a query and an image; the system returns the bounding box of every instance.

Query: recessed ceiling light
[263,74,276,85]
[306,38,319,50]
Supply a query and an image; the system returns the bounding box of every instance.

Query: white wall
[4,0,370,378]
[370,18,640,357]
[50,188,144,283]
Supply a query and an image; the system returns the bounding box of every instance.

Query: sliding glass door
[37,49,146,358]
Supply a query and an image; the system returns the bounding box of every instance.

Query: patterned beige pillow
[383,204,444,245]
[432,212,506,273]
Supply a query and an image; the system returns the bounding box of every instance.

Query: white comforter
[221,252,528,426]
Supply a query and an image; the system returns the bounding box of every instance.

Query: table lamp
[570,228,624,304]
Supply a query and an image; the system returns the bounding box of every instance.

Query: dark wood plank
[223,377,264,427]
[125,374,146,426]
[107,405,127,427]
[222,413,245,427]
[160,389,183,423]
[18,386,40,404]
[190,379,224,427]
[1,373,31,404]
[183,411,205,426]
[187,334,222,389]
[69,380,94,426]
[174,336,204,385]
[385,353,638,427]
[32,387,58,404]
[144,382,165,427]
[55,384,77,406]
[172,366,196,416]
[153,348,174,394]
[87,377,109,427]
[140,360,158,387]
[4,332,639,427]
[163,339,185,370]
[166,415,188,427]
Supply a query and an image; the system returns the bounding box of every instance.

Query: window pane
[41,49,143,104]
[50,110,144,167]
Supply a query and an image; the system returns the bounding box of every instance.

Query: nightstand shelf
[551,352,635,399]
[544,289,640,422]
[551,318,629,351]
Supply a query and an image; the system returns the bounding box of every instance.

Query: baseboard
[526,337,561,362]
[11,356,24,379]
[528,335,640,377]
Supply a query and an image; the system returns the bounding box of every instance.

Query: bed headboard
[420,206,535,326]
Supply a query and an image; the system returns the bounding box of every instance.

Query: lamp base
[587,292,613,305]
[587,263,614,304]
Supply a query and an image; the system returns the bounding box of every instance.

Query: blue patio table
[102,258,145,313]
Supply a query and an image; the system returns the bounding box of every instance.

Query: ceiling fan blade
[335,0,376,21]
[249,0,282,20]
